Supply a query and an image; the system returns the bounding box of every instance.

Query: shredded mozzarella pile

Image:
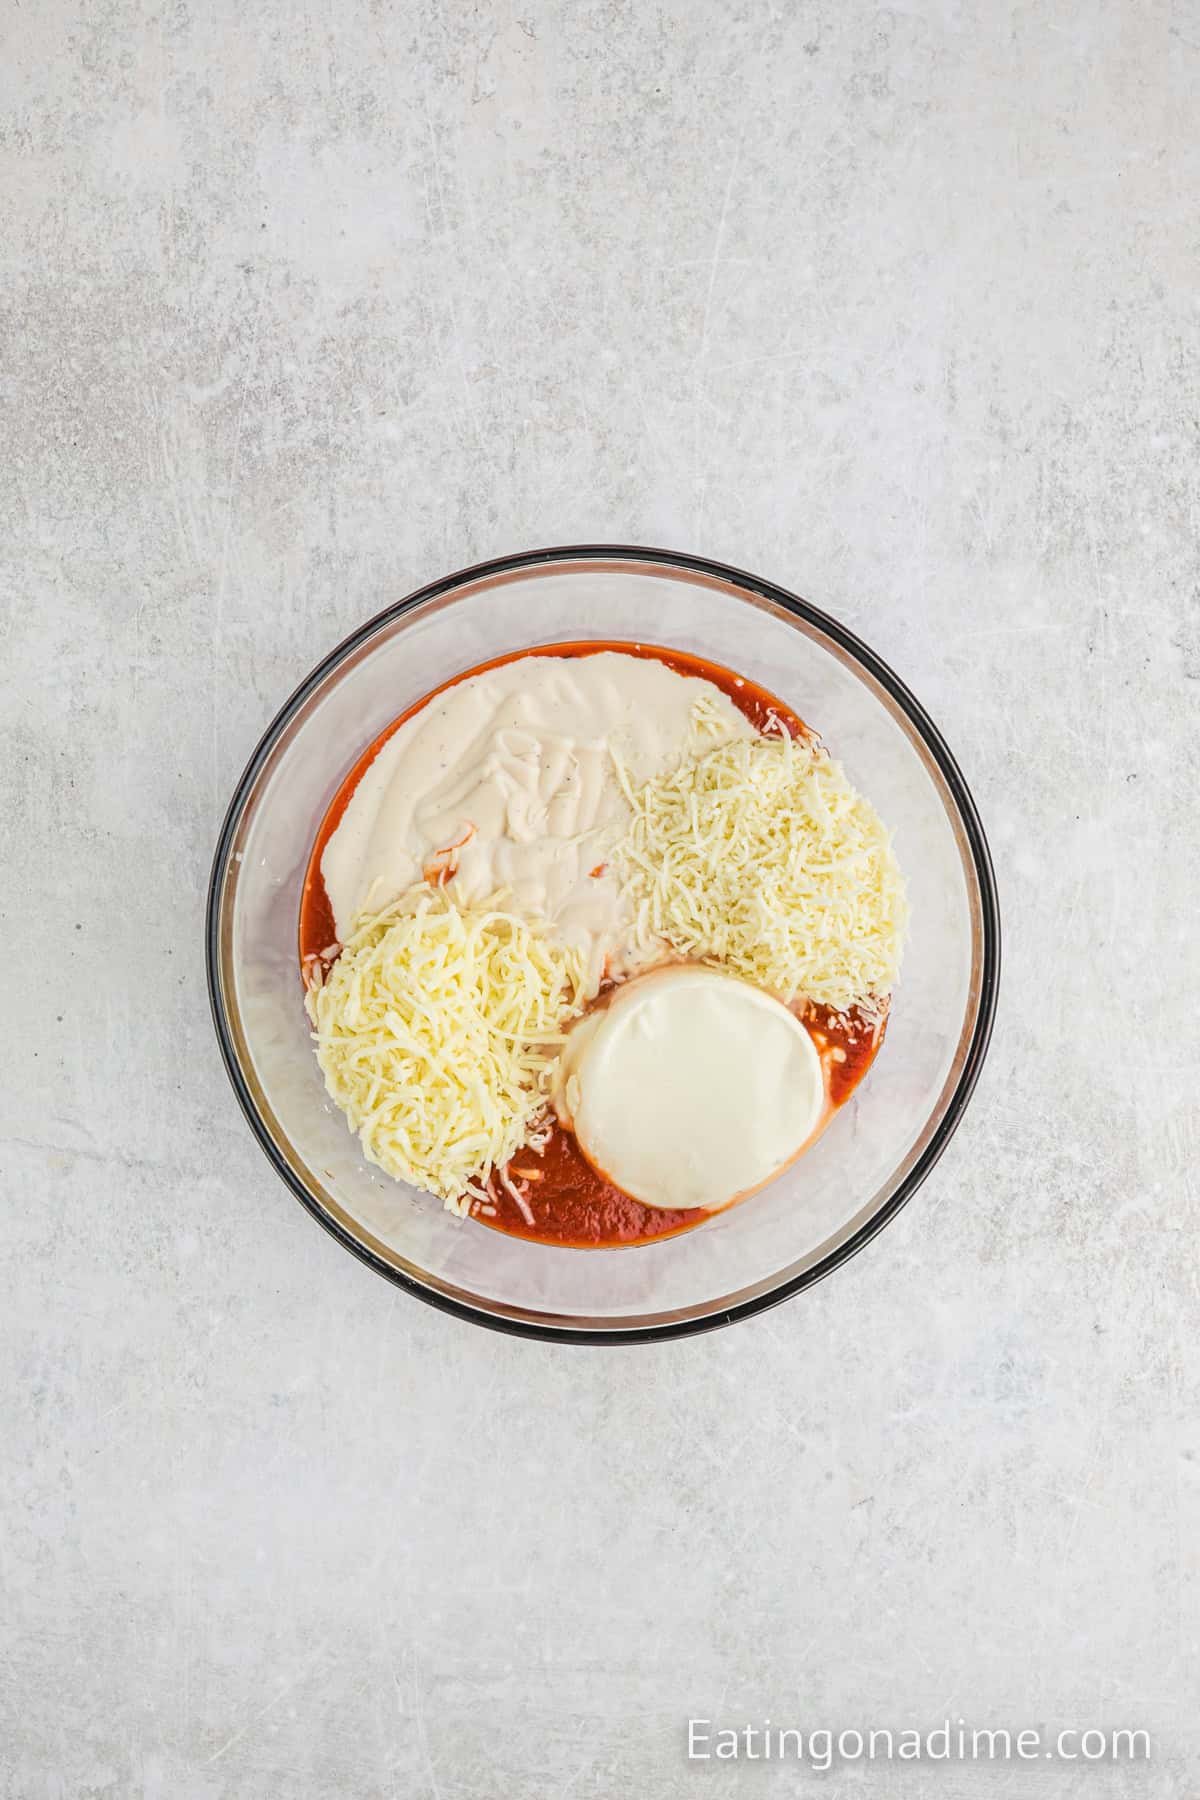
[613,730,908,1012]
[305,886,587,1212]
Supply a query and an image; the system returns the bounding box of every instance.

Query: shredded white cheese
[613,729,908,1013]
[305,885,588,1213]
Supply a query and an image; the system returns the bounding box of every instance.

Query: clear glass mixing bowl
[207,547,999,1342]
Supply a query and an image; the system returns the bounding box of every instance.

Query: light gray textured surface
[2,1,1197,1795]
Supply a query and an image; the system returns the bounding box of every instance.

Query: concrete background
[2,1,1197,1795]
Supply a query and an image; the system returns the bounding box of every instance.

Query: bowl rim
[206,542,1001,1344]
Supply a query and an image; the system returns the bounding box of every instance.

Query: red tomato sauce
[299,641,887,1250]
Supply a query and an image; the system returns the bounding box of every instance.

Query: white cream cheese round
[554,965,825,1211]
[321,651,753,991]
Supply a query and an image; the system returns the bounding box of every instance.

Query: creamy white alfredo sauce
[321,651,754,989]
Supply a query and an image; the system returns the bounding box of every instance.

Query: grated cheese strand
[305,885,588,1213]
[613,730,908,1012]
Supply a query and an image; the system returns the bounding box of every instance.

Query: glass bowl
[207,546,999,1342]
